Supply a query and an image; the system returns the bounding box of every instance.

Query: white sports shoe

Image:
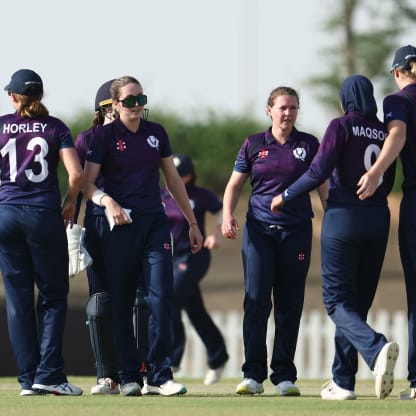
[91,377,120,395]
[20,389,43,396]
[321,380,356,400]
[235,378,264,395]
[32,382,83,396]
[141,378,149,395]
[373,341,399,399]
[399,386,416,400]
[120,382,142,396]
[146,379,187,396]
[275,380,300,396]
[204,364,226,385]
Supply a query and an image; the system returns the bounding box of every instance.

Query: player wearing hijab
[0,69,83,396]
[222,86,327,396]
[271,74,399,400]
[161,153,229,385]
[83,75,203,396]
[356,45,416,400]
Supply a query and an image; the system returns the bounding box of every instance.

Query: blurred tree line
[60,0,416,197]
[306,0,415,192]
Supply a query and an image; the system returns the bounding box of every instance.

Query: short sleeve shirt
[0,112,74,210]
[86,118,172,213]
[383,83,416,191]
[234,127,320,225]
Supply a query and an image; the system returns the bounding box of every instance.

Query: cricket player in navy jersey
[357,45,416,400]
[83,75,203,397]
[222,86,327,396]
[271,75,399,400]
[74,80,121,395]
[161,153,229,385]
[0,69,83,396]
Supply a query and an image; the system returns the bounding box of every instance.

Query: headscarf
[339,74,378,118]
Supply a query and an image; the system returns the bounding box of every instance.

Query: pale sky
[0,0,411,137]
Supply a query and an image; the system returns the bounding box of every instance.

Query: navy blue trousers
[322,204,390,390]
[399,190,416,386]
[83,214,120,382]
[0,204,69,389]
[241,217,312,385]
[84,214,110,295]
[104,212,174,386]
[171,247,228,370]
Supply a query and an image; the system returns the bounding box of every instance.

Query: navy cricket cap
[390,45,416,73]
[4,69,43,96]
[173,153,194,176]
[94,79,115,111]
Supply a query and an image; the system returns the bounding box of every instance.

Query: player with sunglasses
[83,75,203,397]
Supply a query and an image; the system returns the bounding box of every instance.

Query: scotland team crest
[147,135,159,149]
[293,147,306,161]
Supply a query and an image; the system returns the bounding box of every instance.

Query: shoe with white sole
[141,378,149,395]
[120,382,142,396]
[236,378,264,395]
[275,380,301,396]
[373,341,399,399]
[32,382,83,396]
[20,389,44,396]
[399,386,416,400]
[204,364,226,385]
[146,379,187,396]
[321,380,356,400]
[91,377,120,395]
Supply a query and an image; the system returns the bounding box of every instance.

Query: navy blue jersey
[0,112,74,210]
[282,112,395,206]
[161,184,222,254]
[86,118,172,213]
[384,83,416,192]
[234,127,320,225]
[75,126,105,216]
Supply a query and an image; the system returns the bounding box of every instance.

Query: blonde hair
[111,76,142,102]
[14,93,48,118]
[110,76,142,118]
[398,61,416,79]
[267,86,300,108]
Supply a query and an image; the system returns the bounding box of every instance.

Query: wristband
[91,189,108,206]
[189,222,198,227]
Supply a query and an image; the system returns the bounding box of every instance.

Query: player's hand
[105,199,132,226]
[189,225,203,254]
[221,217,239,240]
[61,197,76,226]
[204,234,220,250]
[270,194,284,213]
[357,171,381,200]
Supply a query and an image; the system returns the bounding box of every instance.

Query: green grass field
[1,377,415,416]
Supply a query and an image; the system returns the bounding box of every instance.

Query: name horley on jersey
[3,122,48,134]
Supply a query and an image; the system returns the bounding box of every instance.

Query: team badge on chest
[258,149,269,158]
[147,135,159,150]
[116,139,127,152]
[293,147,306,161]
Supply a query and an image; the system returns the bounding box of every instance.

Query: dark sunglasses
[118,94,147,108]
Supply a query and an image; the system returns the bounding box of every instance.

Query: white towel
[104,207,132,231]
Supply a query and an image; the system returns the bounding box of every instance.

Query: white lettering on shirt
[2,122,48,134]
[352,125,387,141]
